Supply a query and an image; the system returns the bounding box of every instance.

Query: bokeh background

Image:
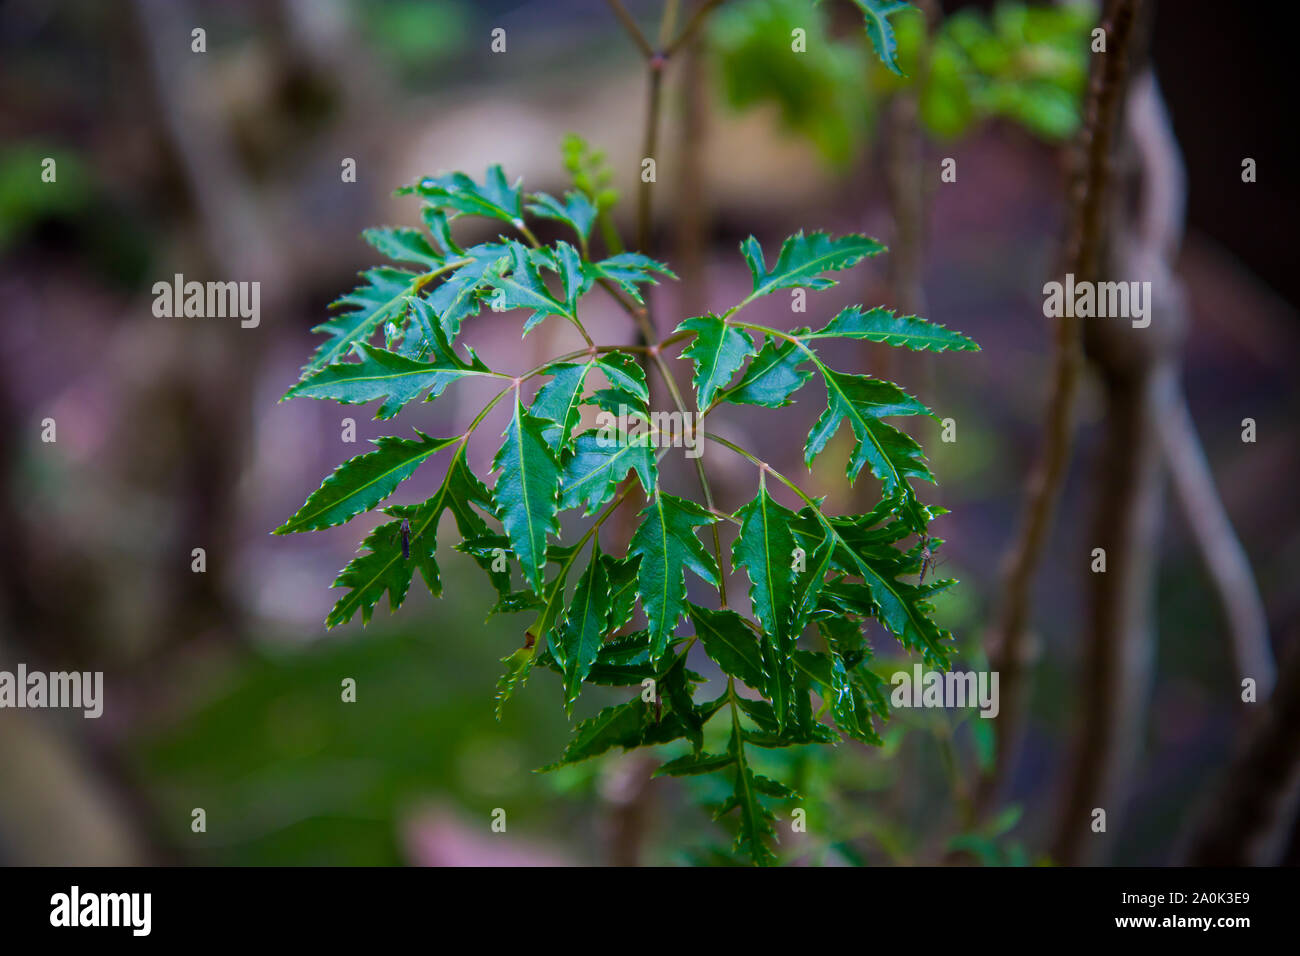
[0,0,1295,866]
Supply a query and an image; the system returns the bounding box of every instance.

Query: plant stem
[703,431,819,511]
[604,0,731,602]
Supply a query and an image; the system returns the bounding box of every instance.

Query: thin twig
[604,0,654,59]
[665,0,727,58]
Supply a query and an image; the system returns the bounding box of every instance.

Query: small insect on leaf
[918,535,946,583]
[389,517,412,561]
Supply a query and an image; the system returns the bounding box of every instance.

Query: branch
[1125,71,1275,698]
[665,0,727,58]
[978,0,1145,814]
[604,0,654,59]
[1157,381,1274,695]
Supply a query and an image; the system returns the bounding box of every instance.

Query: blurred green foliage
[713,0,874,165]
[712,0,1095,166]
[911,1,1094,140]
[0,143,151,284]
[0,146,92,252]
[560,133,623,253]
[357,0,470,81]
[131,565,598,865]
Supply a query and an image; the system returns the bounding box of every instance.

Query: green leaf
[450,533,513,603]
[541,697,651,769]
[399,164,524,225]
[817,513,952,665]
[537,629,686,687]
[736,696,806,738]
[655,751,734,777]
[495,644,536,720]
[751,774,800,800]
[362,226,443,270]
[732,480,800,726]
[529,360,593,452]
[484,240,586,335]
[846,0,914,76]
[526,190,597,241]
[678,314,758,410]
[660,650,706,752]
[423,242,511,340]
[285,341,492,420]
[558,428,658,516]
[276,429,456,534]
[584,252,676,304]
[534,240,591,316]
[491,399,562,593]
[732,481,800,652]
[556,543,611,712]
[805,365,933,523]
[523,562,576,661]
[323,517,419,629]
[717,334,814,408]
[792,650,880,744]
[790,512,836,638]
[323,448,493,628]
[593,352,650,410]
[721,720,778,866]
[628,493,719,661]
[739,231,884,303]
[688,604,766,690]
[801,305,979,352]
[421,205,460,255]
[604,554,641,634]
[299,266,429,380]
